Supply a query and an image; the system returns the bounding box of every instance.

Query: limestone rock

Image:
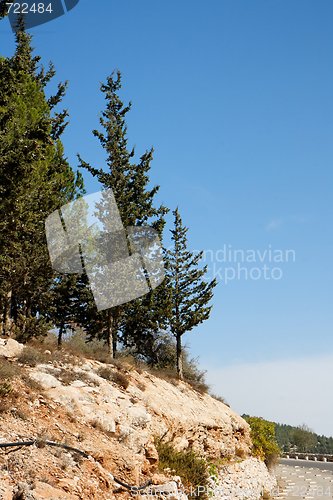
[29,371,61,389]
[0,338,24,358]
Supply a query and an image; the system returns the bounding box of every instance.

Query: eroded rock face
[29,361,252,466]
[0,341,275,499]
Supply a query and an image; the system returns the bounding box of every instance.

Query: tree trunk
[176,333,183,380]
[112,328,117,359]
[2,290,12,336]
[58,323,64,348]
[107,310,117,358]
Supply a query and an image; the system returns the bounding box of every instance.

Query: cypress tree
[0,27,82,337]
[78,71,168,357]
[165,208,217,379]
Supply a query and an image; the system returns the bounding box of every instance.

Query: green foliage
[48,273,89,346]
[0,1,8,18]
[0,28,213,384]
[0,27,82,338]
[78,71,168,357]
[165,209,217,379]
[243,416,281,468]
[275,421,331,454]
[123,332,210,392]
[291,425,317,453]
[245,417,333,456]
[13,314,51,342]
[248,418,333,455]
[155,439,209,499]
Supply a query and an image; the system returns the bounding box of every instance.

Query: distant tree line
[243,416,333,455]
[275,422,333,454]
[0,26,216,380]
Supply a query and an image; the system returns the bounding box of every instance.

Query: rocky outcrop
[27,359,252,463]
[0,339,275,498]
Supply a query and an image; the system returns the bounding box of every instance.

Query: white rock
[0,338,24,358]
[127,406,151,428]
[30,372,61,389]
[141,481,187,500]
[209,458,276,499]
[90,410,116,433]
[70,380,88,388]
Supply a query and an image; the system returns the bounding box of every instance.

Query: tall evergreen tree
[165,209,217,379]
[0,28,82,337]
[78,71,168,357]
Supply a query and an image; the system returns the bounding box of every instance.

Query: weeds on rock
[97,367,129,389]
[0,359,22,380]
[155,438,209,499]
[0,381,12,397]
[17,346,48,367]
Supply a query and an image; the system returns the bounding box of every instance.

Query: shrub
[97,367,129,389]
[22,374,44,393]
[187,379,209,395]
[57,369,99,387]
[155,439,209,499]
[210,393,229,406]
[63,330,106,359]
[243,416,281,469]
[0,381,12,397]
[12,408,28,421]
[150,367,179,384]
[148,351,210,395]
[0,359,21,380]
[17,346,49,367]
[0,381,19,413]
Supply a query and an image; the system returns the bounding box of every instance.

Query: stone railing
[283,452,333,462]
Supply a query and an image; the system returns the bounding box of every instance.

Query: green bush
[155,439,208,499]
[243,416,281,469]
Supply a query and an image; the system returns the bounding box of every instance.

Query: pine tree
[165,209,217,379]
[0,28,82,337]
[78,71,168,357]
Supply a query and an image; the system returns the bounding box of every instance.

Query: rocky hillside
[0,338,275,499]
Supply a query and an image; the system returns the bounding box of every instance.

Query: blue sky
[1,1,333,434]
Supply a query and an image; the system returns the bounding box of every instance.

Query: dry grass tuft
[0,359,22,380]
[97,367,130,390]
[17,346,49,367]
[210,393,229,407]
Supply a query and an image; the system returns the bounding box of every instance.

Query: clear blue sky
[1,1,333,434]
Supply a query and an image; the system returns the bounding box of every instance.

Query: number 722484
[6,3,53,15]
